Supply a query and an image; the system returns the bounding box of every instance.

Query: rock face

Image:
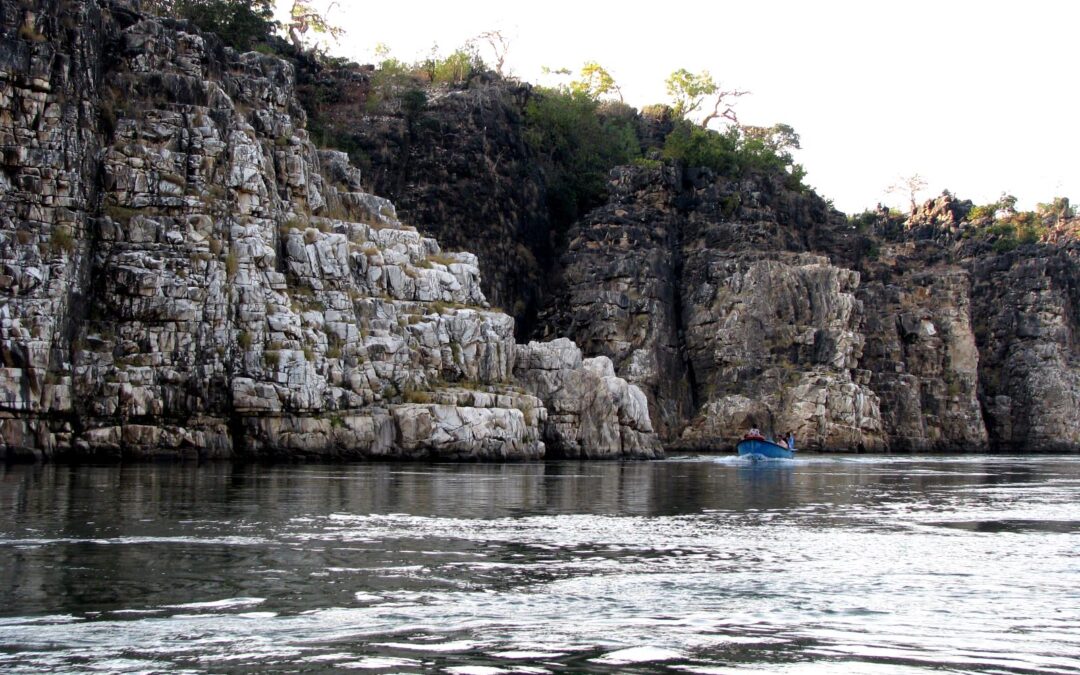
[858,250,986,451]
[679,252,884,451]
[541,168,1079,452]
[515,338,661,459]
[284,69,1080,454]
[968,247,1080,451]
[0,0,659,460]
[538,166,691,439]
[305,72,550,330]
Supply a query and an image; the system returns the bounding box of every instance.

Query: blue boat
[737,438,795,460]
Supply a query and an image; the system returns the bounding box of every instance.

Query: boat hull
[737,439,795,460]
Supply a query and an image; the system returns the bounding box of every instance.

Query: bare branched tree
[887,173,928,213]
[472,30,510,76]
[666,68,748,128]
[699,87,749,128]
[287,0,343,52]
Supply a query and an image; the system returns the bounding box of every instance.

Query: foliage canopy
[143,0,275,51]
[662,120,807,190]
[524,87,641,226]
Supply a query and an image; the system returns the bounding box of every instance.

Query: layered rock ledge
[0,0,660,460]
[541,167,1079,452]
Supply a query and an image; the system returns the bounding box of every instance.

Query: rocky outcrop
[515,338,661,459]
[540,165,1079,452]
[3,2,1077,458]
[0,0,659,461]
[858,251,986,451]
[285,67,1080,453]
[538,165,691,439]
[679,252,884,451]
[968,246,1080,451]
[304,70,550,329]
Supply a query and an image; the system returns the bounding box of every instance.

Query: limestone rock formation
[858,251,986,451]
[540,165,1077,452]
[515,338,661,459]
[304,71,550,329]
[539,165,691,439]
[968,247,1080,451]
[0,0,659,461]
[3,1,1077,457]
[678,252,884,451]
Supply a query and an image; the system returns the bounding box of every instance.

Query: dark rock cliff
[324,71,1080,451]
[545,170,1079,452]
[3,2,1076,457]
[301,69,551,333]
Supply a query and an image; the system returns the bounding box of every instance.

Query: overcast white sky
[281,0,1078,215]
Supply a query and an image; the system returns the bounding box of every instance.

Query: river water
[0,456,1078,674]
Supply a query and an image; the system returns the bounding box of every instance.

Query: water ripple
[0,457,1078,673]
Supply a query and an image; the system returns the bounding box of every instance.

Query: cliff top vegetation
[144,0,1073,250]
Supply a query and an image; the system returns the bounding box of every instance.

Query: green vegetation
[661,123,738,175]
[144,0,276,52]
[955,194,1078,253]
[225,251,239,277]
[569,62,623,102]
[661,121,807,191]
[522,62,801,221]
[364,44,484,112]
[419,48,483,85]
[524,88,640,225]
[1037,196,1076,221]
[104,204,140,222]
[50,226,76,255]
[403,389,433,404]
[144,0,343,55]
[426,252,459,266]
[665,68,747,128]
[666,68,719,120]
[285,0,343,51]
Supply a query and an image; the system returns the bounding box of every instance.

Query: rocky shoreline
[1,1,1077,459]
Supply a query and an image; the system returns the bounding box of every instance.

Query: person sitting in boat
[744,427,765,441]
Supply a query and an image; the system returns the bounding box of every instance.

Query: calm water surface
[0,456,1078,674]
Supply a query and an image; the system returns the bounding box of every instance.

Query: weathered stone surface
[678,252,884,451]
[540,165,1078,452]
[311,76,551,328]
[538,165,691,440]
[967,248,1080,451]
[858,258,986,451]
[515,338,662,459]
[0,0,658,461]
[4,1,1076,458]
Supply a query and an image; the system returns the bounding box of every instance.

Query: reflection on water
[0,456,1078,673]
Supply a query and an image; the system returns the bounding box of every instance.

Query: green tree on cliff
[666,68,747,128]
[143,0,276,51]
[570,62,624,102]
[742,123,801,163]
[285,0,344,51]
[524,88,640,225]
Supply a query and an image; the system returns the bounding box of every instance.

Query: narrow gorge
[1,0,1078,459]
[314,61,1080,453]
